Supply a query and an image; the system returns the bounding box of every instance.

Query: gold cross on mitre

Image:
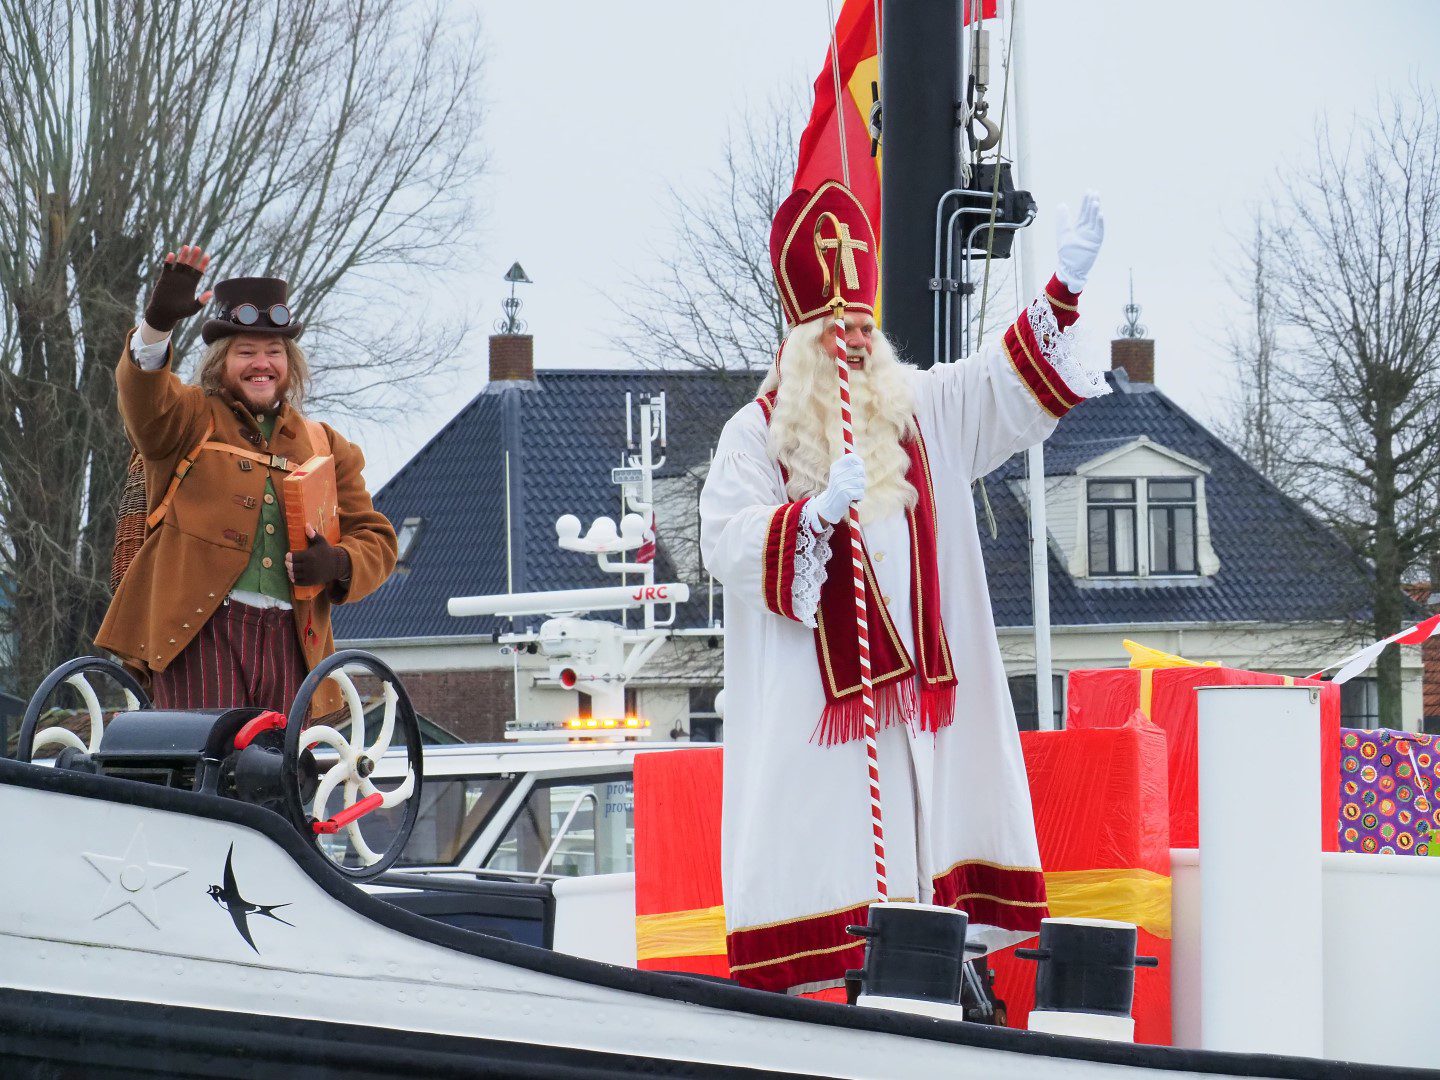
[812,212,869,298]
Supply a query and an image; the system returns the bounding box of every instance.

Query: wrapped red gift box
[990,714,1173,1044]
[633,747,728,978]
[1066,666,1340,852]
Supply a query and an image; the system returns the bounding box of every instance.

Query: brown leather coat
[96,332,397,715]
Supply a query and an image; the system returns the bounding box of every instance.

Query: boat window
[484,774,635,877]
[377,775,515,868]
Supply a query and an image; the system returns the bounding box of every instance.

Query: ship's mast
[879,0,1054,729]
[879,0,962,367]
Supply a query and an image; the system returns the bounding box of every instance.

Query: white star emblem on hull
[82,824,188,929]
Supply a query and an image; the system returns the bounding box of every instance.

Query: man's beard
[224,371,289,415]
[763,320,919,524]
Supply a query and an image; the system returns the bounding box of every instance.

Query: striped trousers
[153,599,308,715]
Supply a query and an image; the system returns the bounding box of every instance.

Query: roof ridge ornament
[496,261,532,335]
[1117,269,1147,339]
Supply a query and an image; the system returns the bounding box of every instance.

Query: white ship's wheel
[281,650,423,880]
[16,657,149,764]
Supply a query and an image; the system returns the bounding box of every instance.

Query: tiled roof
[334,370,758,641]
[336,366,1384,642]
[982,373,1378,627]
[1038,436,1136,475]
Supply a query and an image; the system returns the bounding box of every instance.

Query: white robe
[699,288,1104,994]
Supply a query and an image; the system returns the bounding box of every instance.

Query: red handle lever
[312,791,384,834]
[234,711,287,750]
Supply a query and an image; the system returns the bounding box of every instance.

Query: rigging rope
[825,0,852,188]
[972,0,1019,345]
[873,0,883,109]
[967,0,1020,541]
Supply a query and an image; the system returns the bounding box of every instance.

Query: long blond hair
[761,318,918,524]
[194,335,311,410]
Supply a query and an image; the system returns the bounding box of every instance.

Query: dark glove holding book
[143,246,214,332]
[287,526,351,587]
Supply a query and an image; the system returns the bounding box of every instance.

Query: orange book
[283,454,341,601]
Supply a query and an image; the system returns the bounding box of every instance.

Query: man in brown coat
[97,245,397,717]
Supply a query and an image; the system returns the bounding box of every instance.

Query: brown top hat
[201,277,305,345]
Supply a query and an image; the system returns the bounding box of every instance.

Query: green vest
[232,416,293,602]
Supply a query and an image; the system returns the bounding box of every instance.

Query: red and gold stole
[756,392,956,745]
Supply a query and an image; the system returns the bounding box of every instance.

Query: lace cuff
[792,521,832,628]
[1027,296,1110,402]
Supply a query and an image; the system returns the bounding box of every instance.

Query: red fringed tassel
[812,680,926,746]
[812,697,866,747]
[918,683,956,735]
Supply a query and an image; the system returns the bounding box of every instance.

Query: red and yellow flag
[794,0,1001,309]
[794,2,882,243]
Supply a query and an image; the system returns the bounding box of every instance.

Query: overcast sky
[350,0,1440,486]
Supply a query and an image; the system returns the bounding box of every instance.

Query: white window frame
[1086,480,1140,578]
[1083,475,1206,580]
[1145,478,1200,579]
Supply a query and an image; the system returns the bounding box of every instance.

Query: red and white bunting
[1308,613,1440,685]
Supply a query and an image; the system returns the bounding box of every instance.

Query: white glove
[806,453,867,528]
[1055,190,1104,292]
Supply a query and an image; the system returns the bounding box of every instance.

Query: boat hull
[0,759,1421,1079]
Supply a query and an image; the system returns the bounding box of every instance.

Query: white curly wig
[758,316,918,525]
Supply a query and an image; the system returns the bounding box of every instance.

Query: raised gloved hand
[809,453,867,526]
[1055,191,1104,292]
[286,525,352,588]
[143,245,215,332]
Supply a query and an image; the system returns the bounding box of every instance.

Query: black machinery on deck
[15,651,423,880]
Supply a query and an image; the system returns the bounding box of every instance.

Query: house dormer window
[1087,480,1138,576]
[1083,475,1205,579]
[1148,479,1197,575]
[1014,435,1216,583]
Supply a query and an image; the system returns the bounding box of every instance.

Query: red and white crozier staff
[700,182,1108,996]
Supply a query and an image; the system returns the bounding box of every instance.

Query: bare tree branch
[612,92,800,374]
[0,0,488,694]
[1228,87,1440,726]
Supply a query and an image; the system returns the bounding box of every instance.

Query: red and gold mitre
[769,179,877,327]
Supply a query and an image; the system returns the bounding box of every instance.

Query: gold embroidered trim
[762,505,786,616]
[733,897,880,934]
[1003,334,1062,420]
[815,540,913,696]
[933,856,1045,879]
[778,181,875,326]
[1044,288,1079,313]
[1012,320,1080,413]
[908,433,956,683]
[729,938,861,973]
[945,891,1050,909]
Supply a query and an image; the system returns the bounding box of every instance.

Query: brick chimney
[1111,271,1153,383]
[1111,337,1154,384]
[489,333,534,382]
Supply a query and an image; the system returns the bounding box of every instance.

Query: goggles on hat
[227,302,293,329]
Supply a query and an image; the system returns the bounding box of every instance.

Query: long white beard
[762,319,918,524]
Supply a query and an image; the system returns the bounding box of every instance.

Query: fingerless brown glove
[143,260,206,333]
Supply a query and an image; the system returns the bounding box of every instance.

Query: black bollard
[1016,918,1158,1019]
[846,902,985,1005]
